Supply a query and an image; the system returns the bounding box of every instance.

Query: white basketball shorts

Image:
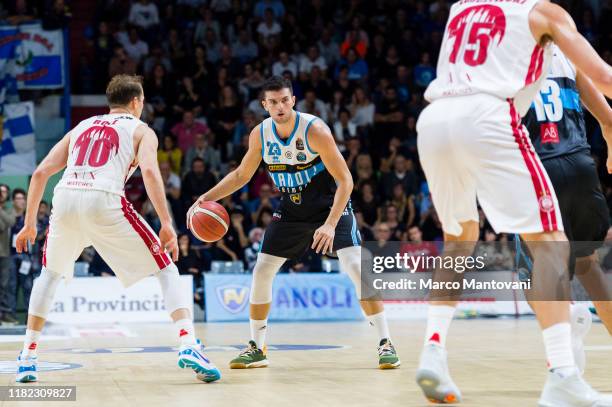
[43,188,172,286]
[417,94,563,237]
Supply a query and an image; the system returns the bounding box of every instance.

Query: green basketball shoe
[229,340,269,369]
[378,338,400,369]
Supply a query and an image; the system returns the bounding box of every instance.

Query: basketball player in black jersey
[188,76,400,370]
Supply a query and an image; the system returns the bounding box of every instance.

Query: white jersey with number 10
[425,0,552,116]
[55,113,144,197]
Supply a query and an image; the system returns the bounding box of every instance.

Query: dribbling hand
[15,224,37,253]
[312,223,335,255]
[159,223,179,262]
[186,196,205,230]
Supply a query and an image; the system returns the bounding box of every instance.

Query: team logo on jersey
[447,5,506,66]
[285,151,293,159]
[267,141,281,157]
[296,138,305,150]
[289,193,302,205]
[539,195,554,213]
[150,242,161,255]
[216,285,249,313]
[540,123,560,144]
[297,152,307,162]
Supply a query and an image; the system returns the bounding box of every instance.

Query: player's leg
[576,253,612,334]
[17,189,84,383]
[476,101,610,405]
[335,210,401,369]
[229,251,286,369]
[89,193,220,382]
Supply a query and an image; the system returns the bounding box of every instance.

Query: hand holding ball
[189,201,230,242]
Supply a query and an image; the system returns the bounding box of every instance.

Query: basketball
[189,201,230,242]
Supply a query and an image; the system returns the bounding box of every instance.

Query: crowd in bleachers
[1,0,611,317]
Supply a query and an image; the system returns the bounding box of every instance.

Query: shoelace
[239,345,258,357]
[378,343,395,356]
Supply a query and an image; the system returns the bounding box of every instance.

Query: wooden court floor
[0,319,611,407]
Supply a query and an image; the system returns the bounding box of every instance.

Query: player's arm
[530,3,612,98]
[307,120,354,254]
[15,133,70,253]
[136,125,178,261]
[576,70,612,173]
[187,125,262,221]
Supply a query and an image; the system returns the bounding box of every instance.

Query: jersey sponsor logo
[267,141,281,157]
[296,163,313,171]
[285,151,293,159]
[540,122,560,144]
[297,152,307,162]
[289,193,302,205]
[296,138,305,150]
[539,195,555,213]
[447,5,506,67]
[215,285,249,314]
[268,164,287,171]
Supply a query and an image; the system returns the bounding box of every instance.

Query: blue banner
[0,23,65,91]
[204,273,363,322]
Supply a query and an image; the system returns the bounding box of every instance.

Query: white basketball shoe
[416,344,462,404]
[539,368,612,407]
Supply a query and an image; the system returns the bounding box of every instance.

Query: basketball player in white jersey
[13,75,221,383]
[415,0,612,405]
[188,76,400,370]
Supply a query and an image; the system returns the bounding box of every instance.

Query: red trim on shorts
[120,196,171,269]
[41,226,49,267]
[508,100,558,232]
[525,45,544,86]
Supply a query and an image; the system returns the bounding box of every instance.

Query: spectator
[332,109,357,152]
[144,64,173,131]
[257,8,282,43]
[244,227,264,271]
[217,44,242,78]
[0,184,16,323]
[318,28,340,67]
[204,28,223,64]
[184,133,222,175]
[108,46,137,78]
[272,51,298,78]
[374,86,405,144]
[354,182,379,230]
[340,29,368,59]
[163,28,186,69]
[254,0,285,19]
[296,89,328,122]
[215,85,242,158]
[379,203,405,241]
[119,27,149,64]
[42,0,71,30]
[299,46,328,75]
[181,157,217,207]
[232,30,259,64]
[390,182,416,227]
[248,184,280,222]
[350,87,375,128]
[157,135,182,175]
[380,154,418,200]
[414,52,436,89]
[335,48,368,82]
[143,45,172,76]
[128,0,159,31]
[194,7,221,44]
[8,189,33,322]
[177,234,204,304]
[239,64,265,104]
[171,110,210,153]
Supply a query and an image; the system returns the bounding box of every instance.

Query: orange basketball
[189,201,230,242]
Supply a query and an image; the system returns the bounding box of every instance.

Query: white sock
[22,329,41,357]
[250,319,268,347]
[175,319,197,346]
[542,322,575,373]
[367,311,391,342]
[424,305,456,347]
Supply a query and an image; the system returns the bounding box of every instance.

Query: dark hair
[261,75,293,98]
[106,74,143,107]
[12,188,26,200]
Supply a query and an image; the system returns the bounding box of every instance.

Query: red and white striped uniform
[417,0,562,236]
[43,114,171,287]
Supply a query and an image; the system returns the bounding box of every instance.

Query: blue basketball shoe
[177,340,221,383]
[16,351,38,383]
